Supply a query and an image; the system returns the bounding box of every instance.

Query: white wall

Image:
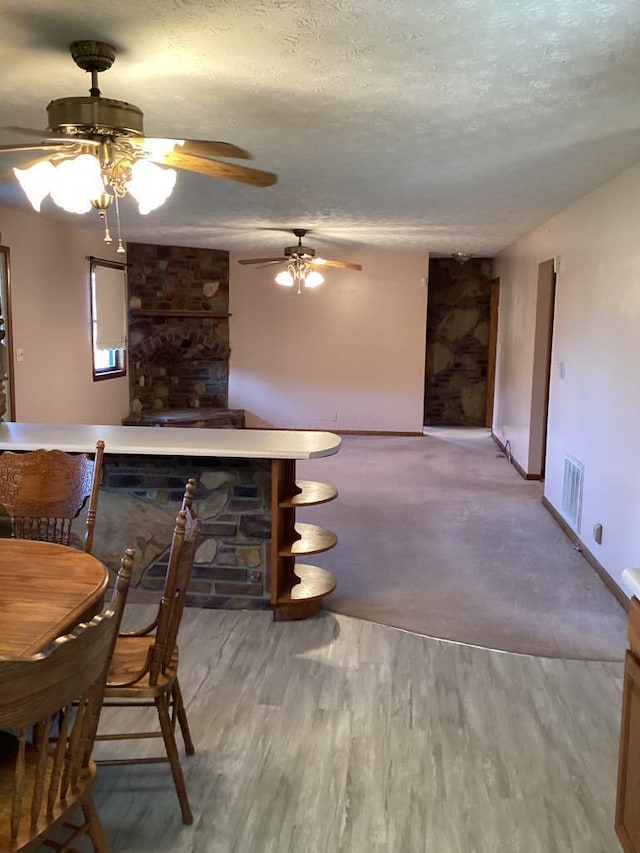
[229,249,429,432]
[494,159,640,593]
[0,205,129,424]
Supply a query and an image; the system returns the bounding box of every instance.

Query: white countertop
[0,423,341,460]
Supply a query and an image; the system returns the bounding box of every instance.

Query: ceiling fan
[238,229,362,293]
[0,40,277,249]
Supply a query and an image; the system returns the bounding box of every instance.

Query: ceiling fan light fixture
[5,40,276,241]
[13,160,55,211]
[241,229,361,292]
[126,159,177,215]
[274,260,324,292]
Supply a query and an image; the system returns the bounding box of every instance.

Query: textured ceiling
[1,0,640,256]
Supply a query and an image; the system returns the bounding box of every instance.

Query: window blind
[94,263,127,350]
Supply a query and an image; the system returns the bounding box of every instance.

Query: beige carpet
[299,430,628,660]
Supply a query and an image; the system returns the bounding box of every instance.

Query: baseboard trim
[335,430,423,436]
[249,426,423,437]
[490,432,542,481]
[541,495,629,612]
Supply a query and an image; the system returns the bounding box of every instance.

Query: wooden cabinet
[270,460,338,621]
[616,595,640,852]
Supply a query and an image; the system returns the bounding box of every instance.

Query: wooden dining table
[0,539,109,658]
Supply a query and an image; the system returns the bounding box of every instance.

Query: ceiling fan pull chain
[114,194,126,254]
[99,208,112,244]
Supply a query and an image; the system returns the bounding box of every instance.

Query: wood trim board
[490,431,542,481]
[541,495,628,611]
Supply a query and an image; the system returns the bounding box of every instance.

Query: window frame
[89,257,127,382]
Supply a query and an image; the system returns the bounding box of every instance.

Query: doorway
[423,257,493,426]
[0,246,14,421]
[485,277,499,428]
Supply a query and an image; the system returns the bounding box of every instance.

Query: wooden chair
[96,479,199,825]
[0,440,105,553]
[0,548,133,852]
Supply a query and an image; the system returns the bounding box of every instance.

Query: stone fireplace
[124,241,244,428]
[93,242,258,609]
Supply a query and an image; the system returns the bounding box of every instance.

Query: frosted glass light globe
[13,161,56,211]
[275,270,294,287]
[50,155,103,214]
[127,160,177,215]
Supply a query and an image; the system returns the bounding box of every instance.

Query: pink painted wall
[229,249,429,432]
[494,159,640,594]
[0,204,129,424]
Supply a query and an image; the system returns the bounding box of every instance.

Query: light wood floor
[92,606,625,852]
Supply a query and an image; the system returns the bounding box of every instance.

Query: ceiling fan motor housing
[284,244,315,259]
[46,96,144,137]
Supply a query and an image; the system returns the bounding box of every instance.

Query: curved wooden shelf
[271,459,339,622]
[279,480,338,508]
[278,564,337,603]
[274,564,337,621]
[278,522,337,557]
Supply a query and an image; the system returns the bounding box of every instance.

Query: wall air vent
[561,455,584,532]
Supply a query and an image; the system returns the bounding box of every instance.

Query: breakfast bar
[0,423,341,621]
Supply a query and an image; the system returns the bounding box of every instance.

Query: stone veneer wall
[424,257,493,426]
[75,455,271,610]
[126,242,232,416]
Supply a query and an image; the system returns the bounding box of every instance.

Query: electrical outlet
[15,348,24,362]
[330,412,338,422]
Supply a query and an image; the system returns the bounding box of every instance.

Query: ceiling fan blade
[9,151,66,171]
[155,150,277,187]
[256,261,287,269]
[312,258,363,271]
[2,127,98,145]
[132,137,252,161]
[238,257,287,265]
[0,142,72,155]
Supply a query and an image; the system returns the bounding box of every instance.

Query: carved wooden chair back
[150,480,199,684]
[0,549,132,851]
[0,440,105,553]
[96,482,198,824]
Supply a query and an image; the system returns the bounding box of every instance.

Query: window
[90,257,127,380]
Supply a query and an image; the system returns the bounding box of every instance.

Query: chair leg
[82,795,109,852]
[155,693,193,825]
[172,679,195,756]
